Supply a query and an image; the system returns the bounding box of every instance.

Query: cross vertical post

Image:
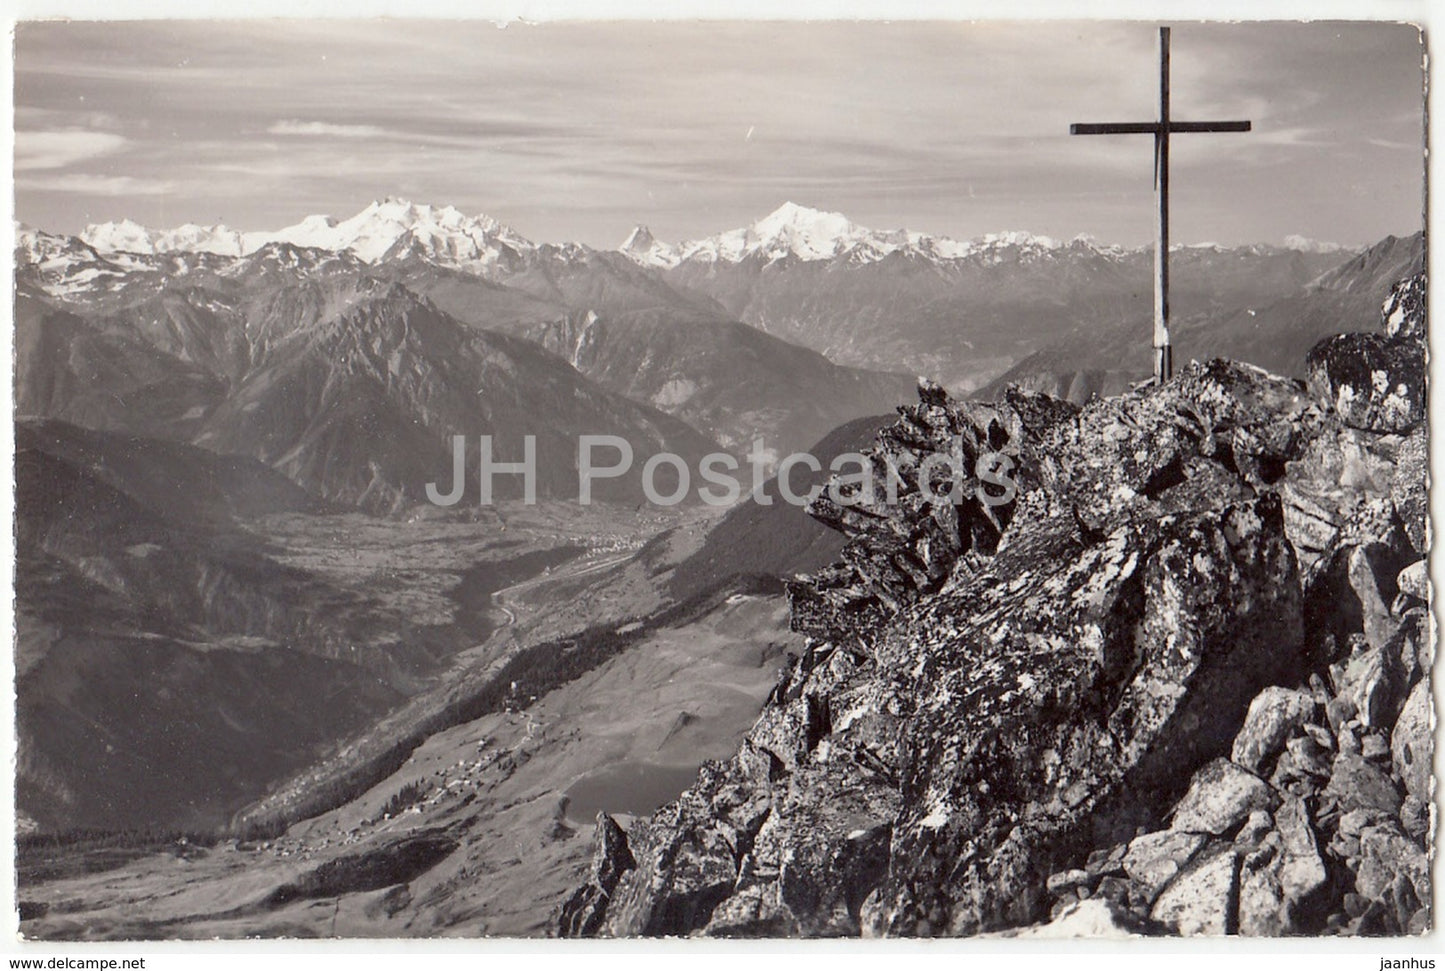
[1154,26,1170,383]
[1070,26,1250,385]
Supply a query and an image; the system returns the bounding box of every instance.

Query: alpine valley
[12,199,1428,939]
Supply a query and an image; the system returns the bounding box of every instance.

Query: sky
[12,19,1427,249]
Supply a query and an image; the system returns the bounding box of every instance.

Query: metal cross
[1071,27,1251,384]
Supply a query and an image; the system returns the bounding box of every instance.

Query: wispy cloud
[267,119,389,138]
[15,129,127,171]
[17,173,177,196]
[1368,136,1422,151]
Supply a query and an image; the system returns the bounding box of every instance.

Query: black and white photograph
[6,8,1435,947]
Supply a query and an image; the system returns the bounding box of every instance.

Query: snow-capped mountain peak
[74,198,536,273]
[1282,234,1351,255]
[748,202,861,258]
[620,224,680,268]
[622,204,1096,268]
[257,197,535,267]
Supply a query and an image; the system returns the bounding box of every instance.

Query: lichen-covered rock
[1347,544,1407,652]
[1303,533,1416,669]
[580,495,1304,938]
[1280,424,1400,573]
[1150,846,1240,935]
[1236,797,1335,930]
[1391,427,1428,554]
[1123,830,1209,899]
[869,497,1302,936]
[1231,688,1318,775]
[1391,680,1432,804]
[1021,360,1316,528]
[1322,753,1402,817]
[1170,759,1279,836]
[1353,820,1430,922]
[1237,796,1330,935]
[602,759,773,937]
[1381,273,1426,340]
[1306,332,1425,434]
[796,381,1077,623]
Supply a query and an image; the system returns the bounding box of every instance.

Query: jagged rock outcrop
[561,274,1430,939]
[1306,272,1426,435]
[1382,273,1427,340]
[788,380,1078,640]
[557,814,636,937]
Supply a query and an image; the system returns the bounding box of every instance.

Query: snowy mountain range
[57,198,1350,275]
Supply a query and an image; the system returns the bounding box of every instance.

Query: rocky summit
[561,274,1432,938]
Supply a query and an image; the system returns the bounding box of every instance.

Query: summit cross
[1070,26,1251,385]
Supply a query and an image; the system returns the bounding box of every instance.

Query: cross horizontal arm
[1070,120,1252,135]
[1070,123,1159,135]
[1169,120,1251,133]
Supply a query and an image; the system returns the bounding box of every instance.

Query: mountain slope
[987,231,1426,401]
[631,204,1351,389]
[516,308,914,459]
[15,421,408,831]
[17,246,730,512]
[667,413,895,602]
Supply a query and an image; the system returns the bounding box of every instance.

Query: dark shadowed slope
[15,424,406,832]
[668,413,895,602]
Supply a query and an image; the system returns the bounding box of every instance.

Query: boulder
[1235,809,1275,848]
[1346,544,1405,652]
[1150,847,1240,935]
[1354,821,1430,908]
[1302,533,1414,669]
[1323,753,1402,817]
[1396,559,1429,604]
[1238,846,1287,936]
[1237,800,1327,936]
[1305,332,1425,434]
[1281,426,1399,572]
[1391,608,1433,684]
[1231,687,1317,774]
[1275,797,1328,916]
[1391,680,1432,804]
[1123,830,1209,899]
[1171,759,1279,836]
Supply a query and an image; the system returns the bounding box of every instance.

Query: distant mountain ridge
[54,197,1354,274]
[18,199,1408,455]
[984,230,1427,402]
[15,253,726,512]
